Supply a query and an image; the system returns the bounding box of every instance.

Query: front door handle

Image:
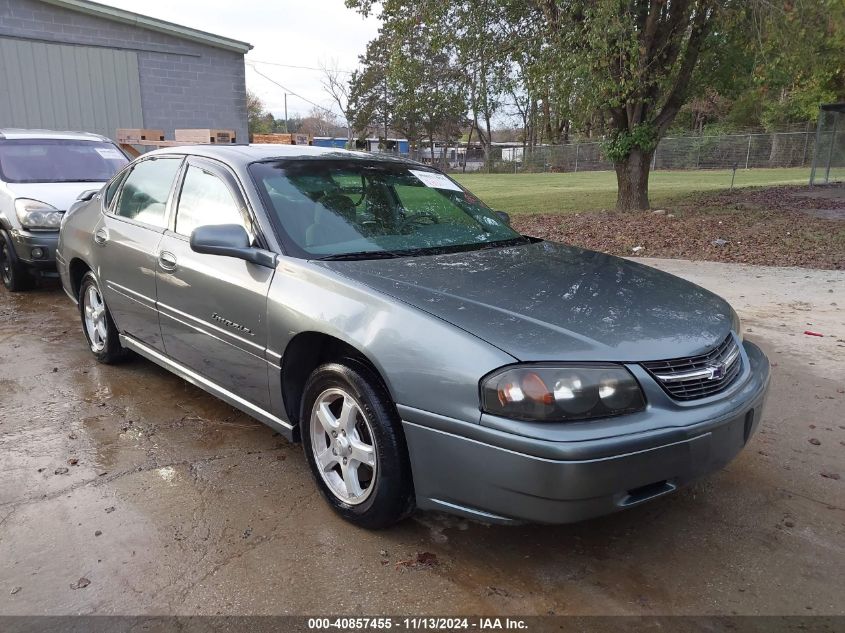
[93,228,109,245]
[158,251,177,272]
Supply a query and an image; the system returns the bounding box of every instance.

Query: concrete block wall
[0,0,248,142]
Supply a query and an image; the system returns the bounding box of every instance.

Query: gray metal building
[0,0,252,142]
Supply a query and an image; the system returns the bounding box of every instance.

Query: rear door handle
[158,251,177,272]
[93,228,109,245]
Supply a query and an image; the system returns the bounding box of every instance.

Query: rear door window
[114,158,182,228]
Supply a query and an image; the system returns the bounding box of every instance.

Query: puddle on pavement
[3,284,844,615]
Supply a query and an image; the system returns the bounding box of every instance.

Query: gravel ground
[1,259,843,617]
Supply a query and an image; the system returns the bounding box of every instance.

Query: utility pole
[383,78,388,146]
[284,94,289,133]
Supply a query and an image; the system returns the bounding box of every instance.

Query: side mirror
[77,189,101,202]
[495,210,511,225]
[190,224,277,268]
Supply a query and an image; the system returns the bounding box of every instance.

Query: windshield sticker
[94,147,125,160]
[409,169,463,192]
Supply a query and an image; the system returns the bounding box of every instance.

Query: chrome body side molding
[119,334,294,438]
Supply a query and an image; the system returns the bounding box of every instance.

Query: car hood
[315,241,734,362]
[4,182,105,212]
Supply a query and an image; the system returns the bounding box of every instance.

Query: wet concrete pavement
[1,259,843,616]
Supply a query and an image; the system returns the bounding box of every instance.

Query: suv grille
[641,335,742,400]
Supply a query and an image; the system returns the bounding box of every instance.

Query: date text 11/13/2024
[307,617,529,630]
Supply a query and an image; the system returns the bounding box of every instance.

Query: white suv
[0,129,129,291]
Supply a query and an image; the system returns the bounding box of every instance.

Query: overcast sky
[99,0,380,119]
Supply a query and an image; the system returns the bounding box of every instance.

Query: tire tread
[300,361,414,529]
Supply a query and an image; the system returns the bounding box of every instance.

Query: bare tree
[320,59,353,146]
[299,106,343,138]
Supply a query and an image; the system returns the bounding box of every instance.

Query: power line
[246,63,338,118]
[247,58,355,75]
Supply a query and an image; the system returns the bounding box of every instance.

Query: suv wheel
[0,232,35,292]
[301,362,414,529]
[78,271,127,363]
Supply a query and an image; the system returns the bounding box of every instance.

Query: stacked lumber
[174,129,236,144]
[116,129,165,144]
[116,128,237,157]
[252,133,310,145]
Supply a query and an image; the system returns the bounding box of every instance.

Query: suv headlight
[15,198,63,230]
[481,364,645,422]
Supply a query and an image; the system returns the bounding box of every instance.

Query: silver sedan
[57,145,770,528]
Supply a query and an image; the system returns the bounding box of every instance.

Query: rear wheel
[78,271,127,364]
[301,362,414,529]
[0,233,35,292]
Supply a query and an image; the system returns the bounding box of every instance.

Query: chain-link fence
[810,104,845,186]
[429,123,828,175]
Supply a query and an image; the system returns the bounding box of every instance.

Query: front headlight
[481,364,645,422]
[15,198,63,230]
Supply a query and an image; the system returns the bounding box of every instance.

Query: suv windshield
[250,159,524,259]
[0,138,129,183]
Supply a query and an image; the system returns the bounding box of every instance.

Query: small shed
[313,137,410,155]
[312,137,349,150]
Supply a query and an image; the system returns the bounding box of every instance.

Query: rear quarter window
[104,169,130,210]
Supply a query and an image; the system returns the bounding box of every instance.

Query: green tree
[347,0,792,209]
[447,1,509,166]
[748,0,845,128]
[347,3,468,159]
[390,14,466,160]
[538,0,723,210]
[348,33,394,142]
[246,90,273,137]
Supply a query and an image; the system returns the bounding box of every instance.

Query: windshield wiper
[476,236,535,250]
[314,237,535,261]
[315,250,404,261]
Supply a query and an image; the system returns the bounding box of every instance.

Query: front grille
[641,334,742,400]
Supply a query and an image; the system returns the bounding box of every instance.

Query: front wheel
[78,271,127,364]
[301,362,414,529]
[0,233,35,292]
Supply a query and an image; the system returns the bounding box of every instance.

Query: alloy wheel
[309,388,378,505]
[83,284,108,352]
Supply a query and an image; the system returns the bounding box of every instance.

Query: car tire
[78,271,127,364]
[0,232,35,292]
[301,361,414,529]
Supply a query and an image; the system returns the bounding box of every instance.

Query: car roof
[144,143,421,168]
[0,128,111,142]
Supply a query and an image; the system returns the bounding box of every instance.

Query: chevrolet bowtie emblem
[707,363,726,380]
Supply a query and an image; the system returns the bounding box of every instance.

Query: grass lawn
[453,167,811,214]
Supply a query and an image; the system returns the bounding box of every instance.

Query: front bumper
[9,229,59,270]
[402,340,770,525]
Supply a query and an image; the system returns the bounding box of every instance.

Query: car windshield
[0,138,129,183]
[249,159,525,259]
